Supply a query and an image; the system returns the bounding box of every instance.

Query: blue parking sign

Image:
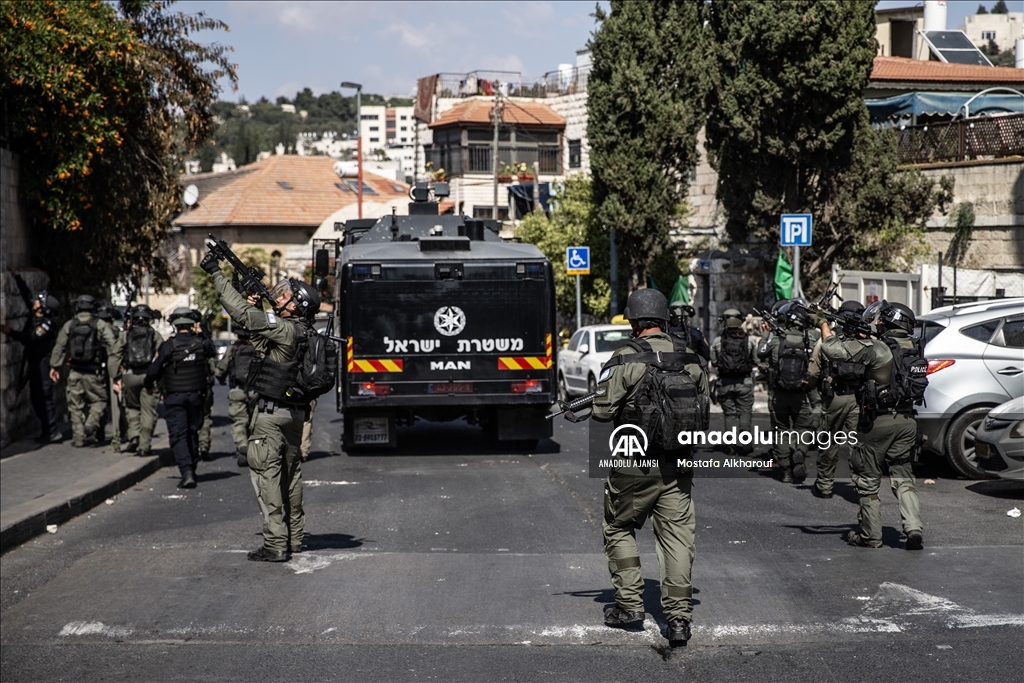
[566,246,590,275]
[780,214,812,246]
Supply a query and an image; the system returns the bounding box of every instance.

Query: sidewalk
[0,424,170,553]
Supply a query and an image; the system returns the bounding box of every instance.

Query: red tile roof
[175,155,409,228]
[429,98,565,129]
[871,56,1024,84]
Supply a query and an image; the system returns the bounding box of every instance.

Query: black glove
[200,250,221,275]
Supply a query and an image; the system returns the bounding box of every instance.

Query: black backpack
[68,318,100,365]
[126,326,156,370]
[291,327,339,400]
[774,331,809,391]
[230,342,256,388]
[877,335,928,410]
[611,337,710,452]
[717,333,753,377]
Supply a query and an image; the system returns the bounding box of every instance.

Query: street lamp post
[340,81,363,219]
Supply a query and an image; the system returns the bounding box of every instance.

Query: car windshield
[595,329,631,353]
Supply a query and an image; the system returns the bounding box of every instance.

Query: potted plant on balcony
[425,162,448,183]
[498,161,532,183]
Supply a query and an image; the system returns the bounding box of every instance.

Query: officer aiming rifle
[754,308,786,337]
[205,235,274,308]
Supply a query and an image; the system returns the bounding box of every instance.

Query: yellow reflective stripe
[379,359,403,372]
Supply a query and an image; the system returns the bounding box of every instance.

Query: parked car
[974,397,1024,481]
[557,324,632,399]
[917,298,1024,479]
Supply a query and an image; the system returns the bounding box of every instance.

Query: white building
[960,10,1023,53]
[360,105,419,181]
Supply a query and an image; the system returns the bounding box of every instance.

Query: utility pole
[492,85,501,220]
[340,81,363,218]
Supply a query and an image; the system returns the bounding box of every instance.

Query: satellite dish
[183,184,199,207]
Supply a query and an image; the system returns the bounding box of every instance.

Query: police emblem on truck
[434,306,466,336]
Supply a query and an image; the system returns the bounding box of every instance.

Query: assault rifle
[205,234,274,308]
[547,388,606,422]
[754,308,785,337]
[817,274,844,314]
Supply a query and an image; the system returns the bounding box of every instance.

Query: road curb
[0,455,166,554]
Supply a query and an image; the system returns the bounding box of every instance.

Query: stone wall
[918,159,1024,271]
[1,149,62,447]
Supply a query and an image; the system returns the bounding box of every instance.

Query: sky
[183,0,1017,103]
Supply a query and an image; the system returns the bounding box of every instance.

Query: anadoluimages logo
[608,424,648,458]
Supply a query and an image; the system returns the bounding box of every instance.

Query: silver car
[557,324,632,399]
[974,397,1024,481]
[917,298,1024,479]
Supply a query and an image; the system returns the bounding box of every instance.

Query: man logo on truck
[434,306,466,336]
[431,360,471,371]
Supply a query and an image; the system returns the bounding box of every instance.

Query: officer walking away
[49,295,121,447]
[214,327,259,467]
[2,266,62,443]
[710,309,757,454]
[815,300,925,549]
[201,250,321,562]
[144,307,215,488]
[592,288,709,646]
[121,305,163,456]
[808,301,864,498]
[95,304,123,443]
[669,301,710,362]
[193,311,217,461]
[757,302,819,483]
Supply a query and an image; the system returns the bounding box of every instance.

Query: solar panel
[921,30,993,67]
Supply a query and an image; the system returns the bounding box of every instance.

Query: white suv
[918,298,1024,479]
[557,324,632,399]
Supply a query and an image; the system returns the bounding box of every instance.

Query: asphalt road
[2,384,1023,682]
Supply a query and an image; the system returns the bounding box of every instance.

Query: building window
[400,115,408,120]
[981,30,996,41]
[401,137,407,142]
[369,126,379,131]
[370,137,379,142]
[472,206,509,220]
[400,126,407,131]
[361,114,379,120]
[568,139,582,169]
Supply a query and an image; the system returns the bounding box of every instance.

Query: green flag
[774,249,793,300]
[647,274,659,292]
[668,275,689,304]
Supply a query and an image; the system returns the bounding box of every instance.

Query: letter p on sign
[780,214,812,247]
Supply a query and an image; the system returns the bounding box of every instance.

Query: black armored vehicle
[333,183,556,449]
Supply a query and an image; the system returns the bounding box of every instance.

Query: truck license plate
[429,383,473,394]
[353,417,390,444]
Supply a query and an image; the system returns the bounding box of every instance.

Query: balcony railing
[896,113,1024,165]
[426,145,562,176]
[434,65,591,100]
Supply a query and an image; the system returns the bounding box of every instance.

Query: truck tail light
[512,380,543,394]
[926,359,955,375]
[358,382,391,396]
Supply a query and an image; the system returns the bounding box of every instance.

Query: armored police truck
[334,183,556,449]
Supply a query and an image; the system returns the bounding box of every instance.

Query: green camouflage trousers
[247,405,306,552]
[604,471,696,622]
[122,372,159,451]
[814,390,859,494]
[66,370,108,445]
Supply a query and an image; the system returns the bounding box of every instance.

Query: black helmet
[290,279,321,321]
[129,304,154,322]
[878,301,915,333]
[777,301,810,328]
[96,305,121,322]
[839,300,865,315]
[771,299,787,315]
[719,308,743,325]
[74,294,97,312]
[624,288,670,322]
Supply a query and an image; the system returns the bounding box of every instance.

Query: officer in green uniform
[757,302,819,483]
[710,309,757,452]
[193,311,216,461]
[49,295,121,447]
[591,288,709,645]
[815,301,924,550]
[202,250,320,562]
[119,305,163,456]
[214,327,259,467]
[808,301,865,498]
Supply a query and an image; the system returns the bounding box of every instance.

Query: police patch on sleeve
[266,312,277,326]
[598,367,612,383]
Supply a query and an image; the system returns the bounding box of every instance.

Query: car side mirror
[578,343,589,356]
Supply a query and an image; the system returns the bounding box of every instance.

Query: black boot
[247,547,288,562]
[780,467,793,483]
[604,605,644,627]
[666,618,691,643]
[199,448,211,461]
[237,450,248,468]
[791,460,806,482]
[905,530,924,550]
[178,468,197,489]
[125,437,139,453]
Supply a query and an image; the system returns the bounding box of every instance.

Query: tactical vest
[162,335,208,393]
[68,317,101,368]
[126,326,157,370]
[247,354,300,403]
[230,342,256,389]
[717,332,753,378]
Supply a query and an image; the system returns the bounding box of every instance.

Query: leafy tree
[516,175,610,318]
[703,0,952,288]
[991,0,1008,14]
[587,0,709,292]
[976,3,989,13]
[2,0,236,293]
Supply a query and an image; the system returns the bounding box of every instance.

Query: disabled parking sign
[780,214,812,246]
[566,246,590,275]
